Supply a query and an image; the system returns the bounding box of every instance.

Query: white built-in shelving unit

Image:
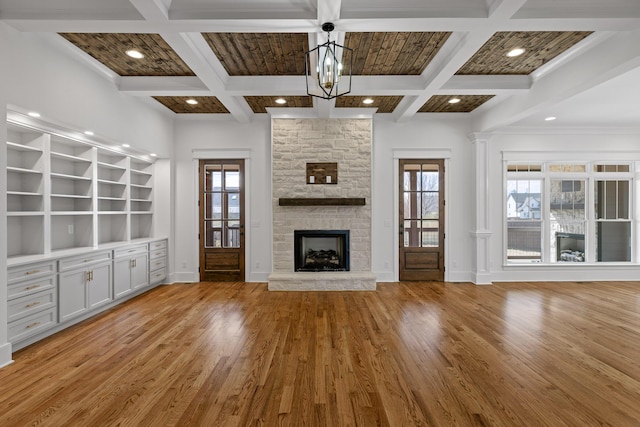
[5,120,156,259]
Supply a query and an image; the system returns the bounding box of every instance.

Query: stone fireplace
[268,119,376,290]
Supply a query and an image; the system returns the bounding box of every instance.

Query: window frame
[504,160,634,265]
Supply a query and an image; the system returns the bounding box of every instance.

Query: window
[505,161,633,264]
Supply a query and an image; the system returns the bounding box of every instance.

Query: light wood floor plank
[1,281,640,426]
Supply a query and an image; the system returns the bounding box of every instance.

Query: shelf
[131,211,153,215]
[7,191,42,196]
[97,161,127,171]
[131,198,152,202]
[7,166,43,175]
[51,172,92,181]
[51,211,94,216]
[51,151,92,163]
[278,197,366,206]
[7,141,43,152]
[98,211,128,215]
[98,196,126,201]
[7,211,45,217]
[51,194,92,199]
[131,169,152,176]
[98,179,126,186]
[130,184,152,189]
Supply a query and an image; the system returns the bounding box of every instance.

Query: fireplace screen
[294,230,350,272]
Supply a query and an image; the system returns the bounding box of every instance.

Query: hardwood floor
[1,281,640,426]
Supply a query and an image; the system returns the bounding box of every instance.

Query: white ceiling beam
[317,0,342,24]
[128,0,169,21]
[118,76,209,95]
[441,75,531,92]
[160,32,252,122]
[6,17,640,34]
[473,28,640,131]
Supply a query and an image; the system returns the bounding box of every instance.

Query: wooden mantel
[278,198,366,206]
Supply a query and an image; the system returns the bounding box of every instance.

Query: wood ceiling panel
[456,31,592,75]
[344,32,451,75]
[244,96,313,113]
[203,33,309,76]
[335,96,403,113]
[153,96,229,113]
[419,95,494,113]
[59,33,195,76]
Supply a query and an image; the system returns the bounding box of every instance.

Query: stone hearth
[268,119,376,291]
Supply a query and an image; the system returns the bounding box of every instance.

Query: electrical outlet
[67,224,74,234]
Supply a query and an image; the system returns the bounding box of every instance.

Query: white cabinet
[58,252,113,322]
[7,261,57,343]
[149,239,168,284]
[113,244,149,299]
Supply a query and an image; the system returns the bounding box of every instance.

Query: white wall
[173,118,272,282]
[488,130,640,282]
[372,115,475,282]
[0,99,11,367]
[0,23,174,158]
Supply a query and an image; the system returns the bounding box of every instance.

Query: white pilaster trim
[469,133,493,285]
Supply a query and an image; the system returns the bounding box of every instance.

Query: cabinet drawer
[114,244,148,259]
[8,289,56,323]
[8,261,55,284]
[8,276,56,300]
[9,308,57,343]
[149,248,167,260]
[150,267,167,284]
[150,257,166,271]
[59,251,112,271]
[149,240,167,251]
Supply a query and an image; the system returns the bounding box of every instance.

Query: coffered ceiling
[2,0,640,130]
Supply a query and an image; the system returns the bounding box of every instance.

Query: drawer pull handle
[84,259,91,263]
[156,262,162,266]
[26,322,41,329]
[26,301,41,308]
[25,269,41,275]
[128,249,136,253]
[25,285,40,291]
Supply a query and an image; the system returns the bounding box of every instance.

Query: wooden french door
[399,159,445,281]
[199,159,245,281]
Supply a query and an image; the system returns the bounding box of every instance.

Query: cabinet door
[89,262,112,310]
[113,257,133,299]
[59,269,89,322]
[132,253,149,290]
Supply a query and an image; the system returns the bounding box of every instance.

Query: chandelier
[305,22,353,100]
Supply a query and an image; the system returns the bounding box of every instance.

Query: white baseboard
[170,272,199,283]
[471,272,493,285]
[0,342,14,369]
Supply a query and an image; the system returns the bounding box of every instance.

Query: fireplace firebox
[294,230,350,272]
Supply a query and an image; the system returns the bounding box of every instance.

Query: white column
[469,133,493,285]
[0,101,13,366]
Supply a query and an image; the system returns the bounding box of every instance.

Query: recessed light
[122,144,130,148]
[507,48,525,57]
[275,98,287,105]
[126,49,144,59]
[150,153,157,157]
[27,111,41,118]
[84,131,94,136]
[362,98,374,105]
[186,99,198,105]
[545,116,557,121]
[448,98,461,104]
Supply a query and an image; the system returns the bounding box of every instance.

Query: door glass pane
[204,221,222,248]
[618,180,629,219]
[421,168,439,192]
[205,193,222,219]
[421,192,439,219]
[205,165,221,192]
[225,221,241,248]
[227,193,240,219]
[224,165,240,190]
[404,192,420,220]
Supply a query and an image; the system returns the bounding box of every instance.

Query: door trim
[191,150,252,283]
[392,150,450,282]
